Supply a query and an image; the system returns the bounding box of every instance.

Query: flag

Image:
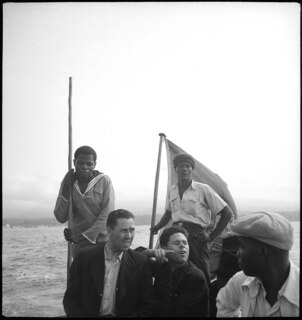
[164,138,238,218]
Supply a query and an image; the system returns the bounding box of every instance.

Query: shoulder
[77,243,104,261]
[192,181,213,192]
[226,271,251,289]
[186,261,207,279]
[126,248,149,263]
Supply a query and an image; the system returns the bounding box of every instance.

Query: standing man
[142,226,209,317]
[151,153,233,286]
[63,209,156,317]
[216,211,299,317]
[54,145,115,256]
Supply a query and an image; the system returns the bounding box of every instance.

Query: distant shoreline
[2,210,300,228]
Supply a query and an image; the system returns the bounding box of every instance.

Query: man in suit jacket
[63,209,156,317]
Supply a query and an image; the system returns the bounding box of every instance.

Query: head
[228,211,293,277]
[173,153,195,184]
[73,146,97,181]
[159,226,189,266]
[106,209,135,253]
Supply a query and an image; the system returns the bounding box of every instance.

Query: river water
[2,222,300,317]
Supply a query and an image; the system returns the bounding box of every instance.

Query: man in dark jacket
[141,226,209,317]
[63,209,156,317]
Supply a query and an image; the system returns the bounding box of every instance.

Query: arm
[133,257,158,317]
[209,206,233,240]
[216,273,243,317]
[63,256,86,317]
[82,176,115,243]
[150,210,172,234]
[54,170,76,223]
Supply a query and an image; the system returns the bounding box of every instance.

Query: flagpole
[67,77,73,282]
[149,133,166,249]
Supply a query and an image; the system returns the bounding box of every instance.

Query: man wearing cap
[216,211,299,317]
[151,153,233,286]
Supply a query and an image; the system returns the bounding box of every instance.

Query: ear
[93,161,96,169]
[107,226,112,234]
[73,159,76,167]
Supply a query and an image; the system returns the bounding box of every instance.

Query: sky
[3,2,300,220]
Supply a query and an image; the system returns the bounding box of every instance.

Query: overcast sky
[3,2,300,219]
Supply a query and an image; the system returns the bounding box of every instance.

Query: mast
[149,133,166,249]
[67,77,73,281]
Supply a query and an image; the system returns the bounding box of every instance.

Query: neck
[178,179,192,189]
[261,259,290,294]
[105,242,122,258]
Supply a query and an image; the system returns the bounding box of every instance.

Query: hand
[153,248,175,263]
[150,225,159,235]
[62,169,76,199]
[205,232,214,242]
[143,248,174,263]
[64,228,78,243]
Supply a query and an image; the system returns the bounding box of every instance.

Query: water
[2,222,300,317]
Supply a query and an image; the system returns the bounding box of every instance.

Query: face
[163,232,189,265]
[74,154,96,181]
[107,218,135,253]
[175,161,193,183]
[237,237,265,277]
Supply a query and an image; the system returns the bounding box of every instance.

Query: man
[216,211,299,317]
[63,209,156,317]
[54,145,115,256]
[151,153,233,285]
[141,226,209,317]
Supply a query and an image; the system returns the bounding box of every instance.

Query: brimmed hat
[228,211,294,250]
[173,153,195,169]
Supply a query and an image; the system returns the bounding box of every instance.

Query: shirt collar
[104,243,124,262]
[241,262,299,306]
[278,262,299,307]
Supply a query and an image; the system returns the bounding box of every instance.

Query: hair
[159,226,189,247]
[74,146,97,161]
[106,209,134,229]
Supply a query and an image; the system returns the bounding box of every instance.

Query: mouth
[178,251,187,256]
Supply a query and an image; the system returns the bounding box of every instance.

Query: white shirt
[216,262,300,317]
[99,248,123,316]
[166,181,227,230]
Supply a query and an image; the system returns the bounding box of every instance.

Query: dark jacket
[63,243,156,317]
[152,260,209,318]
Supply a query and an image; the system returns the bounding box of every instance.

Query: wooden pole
[67,77,73,282]
[149,133,166,249]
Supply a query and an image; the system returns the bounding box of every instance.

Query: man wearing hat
[151,153,233,286]
[216,211,299,317]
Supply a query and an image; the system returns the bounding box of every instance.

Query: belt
[172,221,204,230]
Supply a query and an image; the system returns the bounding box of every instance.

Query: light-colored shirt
[216,262,300,317]
[100,246,123,316]
[166,181,227,230]
[54,173,115,243]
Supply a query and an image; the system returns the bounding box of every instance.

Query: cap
[173,153,195,169]
[228,211,294,250]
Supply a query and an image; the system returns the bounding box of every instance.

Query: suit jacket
[63,243,156,317]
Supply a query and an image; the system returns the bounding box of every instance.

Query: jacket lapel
[117,250,136,299]
[91,244,105,294]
